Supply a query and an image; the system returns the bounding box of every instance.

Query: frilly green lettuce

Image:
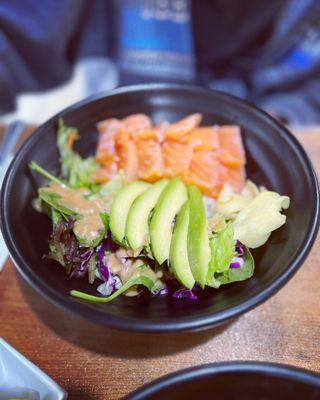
[207,224,235,285]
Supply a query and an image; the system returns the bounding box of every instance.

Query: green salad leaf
[70,274,154,303]
[215,246,255,285]
[38,189,75,218]
[51,208,61,226]
[206,224,254,288]
[207,223,236,284]
[100,212,109,231]
[74,227,104,248]
[90,171,126,208]
[74,212,109,248]
[29,160,67,186]
[57,119,99,188]
[92,171,125,196]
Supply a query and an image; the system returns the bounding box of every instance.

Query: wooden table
[0,127,319,399]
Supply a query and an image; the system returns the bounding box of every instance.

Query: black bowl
[1,84,319,333]
[125,362,320,399]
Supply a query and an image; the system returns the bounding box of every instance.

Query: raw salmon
[155,121,169,143]
[165,113,202,140]
[115,128,130,146]
[131,129,158,141]
[181,126,219,151]
[162,140,193,178]
[95,118,122,163]
[93,113,246,198]
[184,150,221,197]
[218,126,246,168]
[224,165,246,193]
[122,114,152,133]
[91,161,118,183]
[97,118,122,134]
[117,140,139,182]
[136,139,164,182]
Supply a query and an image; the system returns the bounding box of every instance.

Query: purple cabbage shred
[97,236,119,253]
[173,288,198,300]
[96,240,117,295]
[235,241,245,257]
[75,248,94,275]
[152,283,169,296]
[230,262,241,268]
[191,283,201,292]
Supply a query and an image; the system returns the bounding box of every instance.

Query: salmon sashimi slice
[97,118,122,134]
[155,121,169,143]
[122,114,152,133]
[91,159,119,183]
[117,140,139,182]
[136,139,164,182]
[165,113,202,140]
[225,165,246,192]
[131,129,158,141]
[115,128,131,146]
[183,150,221,197]
[95,118,122,163]
[181,126,219,151]
[94,113,246,199]
[162,140,194,178]
[218,126,246,168]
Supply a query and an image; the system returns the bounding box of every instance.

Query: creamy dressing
[107,253,161,297]
[40,183,106,242]
[40,183,162,296]
[125,261,160,297]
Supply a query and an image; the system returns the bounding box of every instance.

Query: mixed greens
[30,120,290,302]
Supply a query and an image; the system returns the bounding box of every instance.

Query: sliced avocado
[150,178,188,264]
[169,202,195,289]
[187,185,210,288]
[126,179,168,250]
[110,181,150,242]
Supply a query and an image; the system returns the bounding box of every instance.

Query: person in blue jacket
[1,0,320,124]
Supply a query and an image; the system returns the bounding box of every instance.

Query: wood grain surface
[0,126,319,400]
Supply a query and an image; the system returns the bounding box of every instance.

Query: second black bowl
[125,362,320,399]
[1,84,319,332]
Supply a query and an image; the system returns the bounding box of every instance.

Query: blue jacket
[1,0,320,123]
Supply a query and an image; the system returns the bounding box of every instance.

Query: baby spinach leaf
[74,229,104,248]
[74,212,109,248]
[38,189,75,217]
[29,160,67,186]
[70,274,154,303]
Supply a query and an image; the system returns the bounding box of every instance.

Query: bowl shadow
[18,274,234,359]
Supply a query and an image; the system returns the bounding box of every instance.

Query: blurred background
[1,0,320,127]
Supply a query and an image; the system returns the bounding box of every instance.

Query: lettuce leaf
[207,224,236,284]
[90,171,126,209]
[57,119,99,188]
[39,188,109,248]
[214,246,254,285]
